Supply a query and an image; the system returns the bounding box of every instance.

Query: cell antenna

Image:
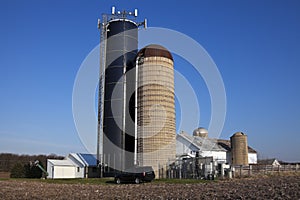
[112,6,115,15]
[134,9,138,17]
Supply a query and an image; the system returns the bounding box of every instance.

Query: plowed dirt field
[1,174,299,199]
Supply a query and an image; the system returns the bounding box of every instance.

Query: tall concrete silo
[136,44,176,177]
[97,7,146,175]
[230,132,249,165]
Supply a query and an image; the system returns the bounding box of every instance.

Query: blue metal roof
[77,153,97,166]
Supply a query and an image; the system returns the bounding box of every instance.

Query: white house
[47,153,98,179]
[258,158,281,166]
[176,130,257,165]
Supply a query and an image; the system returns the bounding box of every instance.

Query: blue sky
[0,0,299,161]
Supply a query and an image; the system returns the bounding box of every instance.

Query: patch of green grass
[4,178,114,185]
[43,178,114,185]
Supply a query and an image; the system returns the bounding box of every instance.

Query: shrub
[10,161,44,178]
[10,163,25,178]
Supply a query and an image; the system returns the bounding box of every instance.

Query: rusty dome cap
[137,44,173,61]
[232,132,246,136]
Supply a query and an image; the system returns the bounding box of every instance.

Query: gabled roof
[258,159,280,165]
[49,153,98,168]
[177,131,226,152]
[48,159,74,166]
[177,131,257,153]
[68,153,85,167]
[77,153,97,167]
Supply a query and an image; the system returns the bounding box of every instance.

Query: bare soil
[0,174,299,199]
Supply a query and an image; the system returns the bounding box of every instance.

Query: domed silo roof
[137,44,173,61]
[193,127,208,138]
[232,132,246,137]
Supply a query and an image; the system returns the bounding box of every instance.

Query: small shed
[47,159,80,179]
[47,153,99,179]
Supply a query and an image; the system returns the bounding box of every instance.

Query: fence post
[179,161,182,179]
[248,165,252,177]
[239,165,242,178]
[168,164,171,179]
[220,163,224,178]
[229,166,233,179]
[158,162,160,179]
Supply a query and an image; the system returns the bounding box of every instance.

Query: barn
[176,129,257,165]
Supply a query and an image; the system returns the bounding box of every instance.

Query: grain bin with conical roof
[230,132,249,165]
[136,44,176,177]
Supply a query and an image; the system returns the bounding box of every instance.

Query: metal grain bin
[103,19,138,172]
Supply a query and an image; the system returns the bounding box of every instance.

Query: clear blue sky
[0,0,299,161]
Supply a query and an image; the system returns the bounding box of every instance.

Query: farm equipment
[30,160,48,178]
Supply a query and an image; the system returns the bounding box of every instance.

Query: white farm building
[176,128,257,165]
[47,153,99,179]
